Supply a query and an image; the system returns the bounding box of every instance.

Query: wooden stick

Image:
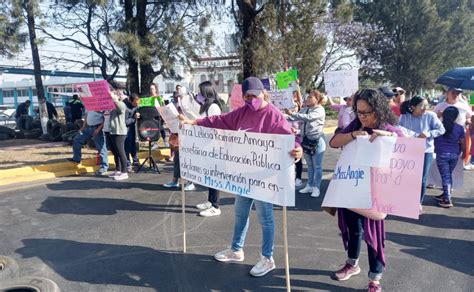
[181,178,186,253]
[282,206,291,292]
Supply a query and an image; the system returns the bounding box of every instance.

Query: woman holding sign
[181,77,302,277]
[329,88,403,292]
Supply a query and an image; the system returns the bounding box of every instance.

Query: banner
[74,80,115,111]
[157,103,180,133]
[230,84,245,111]
[269,90,295,110]
[179,125,295,206]
[370,137,425,219]
[276,69,298,90]
[322,141,373,209]
[323,69,358,98]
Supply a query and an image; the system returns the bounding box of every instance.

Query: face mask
[245,97,263,111]
[196,93,205,104]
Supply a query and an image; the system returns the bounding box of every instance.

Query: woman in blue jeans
[286,90,326,198]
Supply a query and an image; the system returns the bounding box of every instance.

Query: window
[165,83,174,94]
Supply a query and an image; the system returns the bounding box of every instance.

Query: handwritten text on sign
[74,80,115,111]
[323,69,358,98]
[179,125,295,206]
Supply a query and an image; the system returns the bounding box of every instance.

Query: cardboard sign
[269,90,295,110]
[322,140,373,209]
[323,69,359,98]
[230,84,245,111]
[179,125,295,206]
[276,69,298,90]
[157,103,180,133]
[74,80,115,111]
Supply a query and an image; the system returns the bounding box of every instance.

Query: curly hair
[352,88,398,129]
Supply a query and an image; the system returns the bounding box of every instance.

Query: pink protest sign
[230,84,244,111]
[74,80,115,111]
[370,137,425,219]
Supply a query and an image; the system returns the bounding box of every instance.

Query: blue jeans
[72,126,109,170]
[420,153,433,203]
[303,136,326,188]
[231,196,274,258]
[436,153,458,200]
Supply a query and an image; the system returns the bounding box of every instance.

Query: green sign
[139,96,164,107]
[276,69,298,89]
[470,92,474,106]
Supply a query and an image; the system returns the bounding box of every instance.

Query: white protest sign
[354,136,397,167]
[179,125,295,206]
[323,69,359,98]
[157,103,180,133]
[179,94,201,120]
[322,140,372,209]
[269,89,295,110]
[427,157,464,189]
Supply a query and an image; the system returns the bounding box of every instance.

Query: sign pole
[181,178,186,253]
[282,206,291,292]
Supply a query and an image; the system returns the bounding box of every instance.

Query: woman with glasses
[399,96,444,211]
[329,89,404,292]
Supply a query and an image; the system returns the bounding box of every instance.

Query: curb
[0,149,171,187]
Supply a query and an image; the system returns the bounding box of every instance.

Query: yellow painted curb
[323,126,337,135]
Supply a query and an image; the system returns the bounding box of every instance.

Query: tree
[0,2,26,57]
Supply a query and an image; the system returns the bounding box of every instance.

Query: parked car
[0,108,16,129]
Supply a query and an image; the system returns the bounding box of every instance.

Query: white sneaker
[214,248,244,262]
[311,187,320,198]
[114,173,128,181]
[184,183,196,191]
[200,206,221,217]
[196,201,212,210]
[299,185,313,194]
[463,164,474,170]
[295,178,303,187]
[151,143,159,151]
[108,171,121,178]
[249,255,275,277]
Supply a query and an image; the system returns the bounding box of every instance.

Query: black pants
[344,209,384,275]
[110,134,128,173]
[295,159,303,180]
[173,150,180,179]
[125,127,138,166]
[208,188,220,208]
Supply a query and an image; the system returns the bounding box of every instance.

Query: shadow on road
[387,213,474,230]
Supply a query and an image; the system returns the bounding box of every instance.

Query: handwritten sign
[179,125,295,206]
[354,136,397,167]
[269,90,295,110]
[74,80,115,111]
[179,94,201,120]
[322,140,373,209]
[140,96,164,107]
[157,103,180,133]
[276,69,298,89]
[370,137,425,219]
[427,157,464,189]
[323,69,358,98]
[230,84,245,111]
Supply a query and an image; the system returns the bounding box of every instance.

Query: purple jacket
[197,102,300,147]
[335,119,404,266]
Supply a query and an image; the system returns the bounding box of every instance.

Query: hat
[343,96,352,101]
[393,87,406,95]
[448,87,463,93]
[379,86,395,98]
[242,77,264,96]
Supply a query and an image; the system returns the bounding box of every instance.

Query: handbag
[301,108,320,155]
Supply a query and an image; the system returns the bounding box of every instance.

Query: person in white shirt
[434,87,472,126]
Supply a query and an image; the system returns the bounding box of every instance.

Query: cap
[379,86,395,98]
[448,87,463,93]
[242,77,264,96]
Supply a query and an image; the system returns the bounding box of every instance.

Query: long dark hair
[352,88,398,129]
[198,81,222,115]
[442,106,459,137]
[400,96,424,115]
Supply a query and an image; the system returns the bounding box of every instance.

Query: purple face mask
[196,93,205,104]
[245,97,263,111]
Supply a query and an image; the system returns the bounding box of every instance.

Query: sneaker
[434,194,444,201]
[333,263,361,281]
[295,178,303,187]
[438,199,453,208]
[184,183,196,191]
[463,163,474,170]
[196,201,212,210]
[249,255,276,277]
[427,183,436,189]
[94,169,108,176]
[311,187,320,198]
[214,248,244,262]
[127,165,132,172]
[368,281,382,292]
[114,173,128,181]
[199,206,221,217]
[163,181,179,188]
[66,158,80,164]
[299,185,313,194]
[108,171,121,178]
[151,143,159,151]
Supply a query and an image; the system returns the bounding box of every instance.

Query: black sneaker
[434,194,444,201]
[438,199,453,208]
[66,158,80,164]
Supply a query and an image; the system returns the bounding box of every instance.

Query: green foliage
[0,2,26,57]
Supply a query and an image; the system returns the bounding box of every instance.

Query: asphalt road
[0,144,473,291]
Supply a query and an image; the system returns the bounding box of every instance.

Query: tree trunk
[136,0,154,95]
[238,0,258,79]
[124,0,139,95]
[25,0,45,100]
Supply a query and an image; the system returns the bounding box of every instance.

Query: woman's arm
[329,130,368,148]
[289,106,323,122]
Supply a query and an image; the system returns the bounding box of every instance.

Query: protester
[15,100,31,127]
[181,76,302,277]
[378,86,399,117]
[108,90,129,181]
[391,87,406,116]
[434,87,472,126]
[327,94,355,133]
[150,83,168,148]
[286,90,326,198]
[68,111,109,176]
[329,88,403,292]
[434,106,466,208]
[291,90,304,187]
[69,94,85,123]
[124,93,140,171]
[399,96,445,211]
[464,116,474,170]
[192,81,223,217]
